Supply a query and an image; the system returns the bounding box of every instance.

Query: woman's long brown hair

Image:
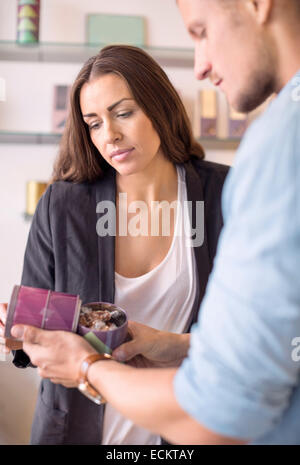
[51,45,205,183]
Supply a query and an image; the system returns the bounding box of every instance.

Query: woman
[0,45,228,444]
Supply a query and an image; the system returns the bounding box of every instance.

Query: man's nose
[194,41,212,81]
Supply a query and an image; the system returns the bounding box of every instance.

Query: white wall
[0,0,236,445]
[0,145,56,444]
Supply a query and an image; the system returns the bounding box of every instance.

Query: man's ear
[245,0,274,25]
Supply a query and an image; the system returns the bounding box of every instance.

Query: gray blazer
[13,158,229,444]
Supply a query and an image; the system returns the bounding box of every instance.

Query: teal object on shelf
[17,0,40,44]
[86,14,145,46]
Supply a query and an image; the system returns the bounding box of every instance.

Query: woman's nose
[104,122,122,144]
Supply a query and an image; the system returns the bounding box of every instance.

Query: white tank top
[102,165,197,445]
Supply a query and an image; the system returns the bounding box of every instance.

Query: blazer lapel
[94,168,116,304]
[184,161,211,325]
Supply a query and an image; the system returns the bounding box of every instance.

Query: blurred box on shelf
[86,14,145,46]
[228,107,248,138]
[176,88,194,130]
[52,85,71,134]
[197,88,218,138]
[26,181,47,217]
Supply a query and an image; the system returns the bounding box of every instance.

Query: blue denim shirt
[174,71,300,444]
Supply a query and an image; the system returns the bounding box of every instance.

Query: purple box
[5,285,81,340]
[78,302,128,351]
[4,286,128,351]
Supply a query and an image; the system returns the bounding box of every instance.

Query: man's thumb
[11,325,24,339]
[113,340,140,362]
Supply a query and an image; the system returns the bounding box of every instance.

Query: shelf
[0,130,240,150]
[0,131,61,144]
[0,40,194,67]
[199,138,240,151]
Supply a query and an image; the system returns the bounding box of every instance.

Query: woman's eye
[117,111,133,118]
[89,122,102,131]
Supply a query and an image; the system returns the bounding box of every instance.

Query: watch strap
[77,353,113,404]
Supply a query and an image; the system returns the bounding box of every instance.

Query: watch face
[78,382,104,405]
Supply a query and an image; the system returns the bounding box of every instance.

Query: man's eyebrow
[82,98,134,118]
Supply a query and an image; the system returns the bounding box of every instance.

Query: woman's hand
[0,303,23,354]
[11,325,97,387]
[112,321,190,368]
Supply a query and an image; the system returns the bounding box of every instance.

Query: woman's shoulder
[46,180,89,204]
[50,179,93,194]
[190,157,230,180]
[39,179,103,217]
[45,173,115,214]
[188,157,230,195]
[49,167,115,198]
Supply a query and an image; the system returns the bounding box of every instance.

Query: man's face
[178,0,276,112]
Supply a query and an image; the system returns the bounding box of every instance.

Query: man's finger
[11,325,44,344]
[127,320,143,334]
[50,378,77,388]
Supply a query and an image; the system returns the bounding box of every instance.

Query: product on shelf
[228,107,248,138]
[52,85,71,134]
[17,0,40,44]
[26,181,47,217]
[198,88,218,138]
[86,14,145,46]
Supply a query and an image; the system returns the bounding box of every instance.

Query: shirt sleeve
[174,109,300,441]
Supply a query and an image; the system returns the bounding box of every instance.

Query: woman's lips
[111,148,134,162]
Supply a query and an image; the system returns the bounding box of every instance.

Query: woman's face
[80,73,163,176]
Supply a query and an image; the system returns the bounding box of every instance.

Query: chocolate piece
[79,305,125,332]
[110,310,126,327]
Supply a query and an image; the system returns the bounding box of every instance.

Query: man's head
[178,0,300,112]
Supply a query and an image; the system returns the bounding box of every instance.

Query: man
[2,0,300,444]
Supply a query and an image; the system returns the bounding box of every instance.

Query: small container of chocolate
[5,285,82,340]
[77,302,128,351]
[5,285,128,352]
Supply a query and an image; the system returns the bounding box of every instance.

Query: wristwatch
[77,353,113,405]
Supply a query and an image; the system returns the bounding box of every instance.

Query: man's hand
[0,303,23,354]
[112,321,190,368]
[11,325,97,387]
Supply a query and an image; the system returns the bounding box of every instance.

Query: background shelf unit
[0,40,194,67]
[0,41,241,150]
[0,130,241,150]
